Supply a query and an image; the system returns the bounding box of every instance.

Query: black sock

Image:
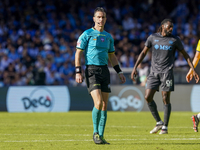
[164,103,171,126]
[148,100,161,122]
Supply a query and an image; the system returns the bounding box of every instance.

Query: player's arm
[181,49,196,70]
[108,52,126,84]
[181,49,199,83]
[131,46,149,81]
[75,48,84,83]
[186,51,200,83]
[190,40,200,69]
[193,51,200,68]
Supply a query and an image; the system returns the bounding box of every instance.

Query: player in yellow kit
[186,40,200,132]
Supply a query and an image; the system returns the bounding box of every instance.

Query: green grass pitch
[0,111,200,150]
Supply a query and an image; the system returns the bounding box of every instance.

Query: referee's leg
[91,89,104,144]
[98,92,110,144]
[91,89,103,110]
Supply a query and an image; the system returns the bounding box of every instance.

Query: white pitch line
[0,134,199,138]
[2,140,92,142]
[0,134,91,136]
[1,138,200,143]
[0,124,193,128]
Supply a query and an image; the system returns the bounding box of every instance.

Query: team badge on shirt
[100,37,105,42]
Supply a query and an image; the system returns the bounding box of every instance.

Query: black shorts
[85,65,111,93]
[146,70,174,92]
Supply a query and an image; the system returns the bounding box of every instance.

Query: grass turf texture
[0,112,199,150]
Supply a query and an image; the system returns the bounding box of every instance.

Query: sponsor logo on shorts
[93,84,101,86]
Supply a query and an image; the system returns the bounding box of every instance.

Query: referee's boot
[93,132,104,144]
[101,136,110,144]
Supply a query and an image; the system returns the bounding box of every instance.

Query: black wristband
[75,66,82,73]
[113,65,122,74]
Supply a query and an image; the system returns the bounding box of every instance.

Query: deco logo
[21,87,54,112]
[109,87,144,112]
[7,86,70,112]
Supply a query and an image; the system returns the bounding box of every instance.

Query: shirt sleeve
[76,32,88,50]
[196,40,200,52]
[175,37,184,51]
[108,36,115,53]
[145,35,152,48]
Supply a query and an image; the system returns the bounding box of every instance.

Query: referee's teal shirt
[76,28,115,66]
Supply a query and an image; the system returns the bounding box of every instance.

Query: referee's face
[93,11,107,27]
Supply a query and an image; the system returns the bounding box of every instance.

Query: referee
[131,19,199,134]
[75,7,126,144]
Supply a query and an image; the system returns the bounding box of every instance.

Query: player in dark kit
[131,19,199,134]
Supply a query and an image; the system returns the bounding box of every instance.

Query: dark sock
[164,103,171,126]
[148,100,161,122]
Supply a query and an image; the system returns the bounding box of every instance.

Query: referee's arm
[108,52,119,67]
[75,48,83,67]
[109,52,126,83]
[75,48,84,83]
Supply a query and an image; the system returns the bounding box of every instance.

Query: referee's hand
[76,73,83,83]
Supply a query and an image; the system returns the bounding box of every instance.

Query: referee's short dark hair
[94,7,106,16]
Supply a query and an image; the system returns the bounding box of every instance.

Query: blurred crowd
[0,0,200,86]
